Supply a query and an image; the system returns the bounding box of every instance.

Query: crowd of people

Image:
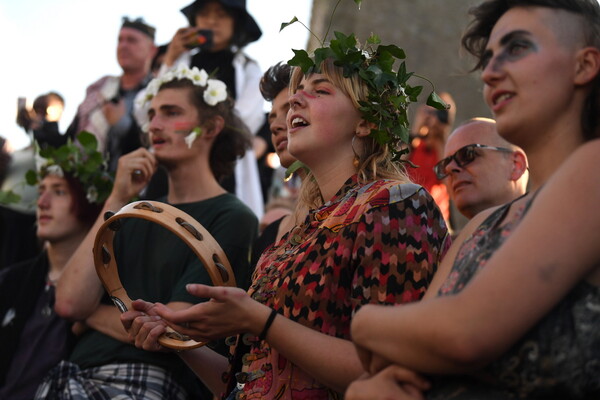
[0,0,598,399]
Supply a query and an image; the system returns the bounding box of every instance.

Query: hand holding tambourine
[93,200,236,350]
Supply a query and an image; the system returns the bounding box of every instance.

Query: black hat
[121,17,156,40]
[181,0,262,46]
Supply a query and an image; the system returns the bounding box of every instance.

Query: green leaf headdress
[26,131,114,204]
[281,0,449,162]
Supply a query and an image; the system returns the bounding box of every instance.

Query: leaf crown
[26,131,114,204]
[282,0,448,161]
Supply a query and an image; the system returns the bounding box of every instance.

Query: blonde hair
[290,59,411,210]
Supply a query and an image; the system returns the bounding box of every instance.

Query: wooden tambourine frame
[93,200,236,350]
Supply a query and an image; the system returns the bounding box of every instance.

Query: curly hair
[157,78,252,181]
[461,0,600,140]
[290,59,411,210]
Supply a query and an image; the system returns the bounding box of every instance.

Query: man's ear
[355,119,375,138]
[202,116,225,140]
[510,150,528,181]
[574,46,600,86]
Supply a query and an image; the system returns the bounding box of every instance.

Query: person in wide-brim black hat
[180,0,262,48]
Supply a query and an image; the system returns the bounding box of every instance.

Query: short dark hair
[259,62,291,102]
[157,79,252,181]
[121,16,156,41]
[462,0,600,139]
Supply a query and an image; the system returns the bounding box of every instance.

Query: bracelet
[258,309,278,341]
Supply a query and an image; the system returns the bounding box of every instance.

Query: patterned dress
[428,196,600,399]
[224,175,451,399]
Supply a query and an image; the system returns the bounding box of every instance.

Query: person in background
[67,17,157,173]
[1,91,71,269]
[250,61,303,269]
[435,118,528,222]
[407,93,457,226]
[0,136,104,400]
[37,66,258,399]
[155,0,266,220]
[347,0,600,398]
[0,137,9,188]
[16,92,68,149]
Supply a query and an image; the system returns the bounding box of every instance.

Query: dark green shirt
[70,194,258,396]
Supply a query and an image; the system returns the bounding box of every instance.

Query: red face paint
[174,122,195,134]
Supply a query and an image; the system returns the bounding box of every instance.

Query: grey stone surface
[306,0,491,128]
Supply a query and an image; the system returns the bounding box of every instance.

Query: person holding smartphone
[151,0,266,220]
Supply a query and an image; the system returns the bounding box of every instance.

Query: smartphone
[185,29,214,50]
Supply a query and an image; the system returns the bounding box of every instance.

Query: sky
[0,0,313,151]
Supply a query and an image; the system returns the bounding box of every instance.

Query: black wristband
[258,309,277,341]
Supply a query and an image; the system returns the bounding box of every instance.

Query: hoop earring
[352,135,361,169]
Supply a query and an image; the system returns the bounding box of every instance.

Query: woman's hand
[345,365,431,400]
[120,299,169,352]
[152,284,269,342]
[109,148,157,204]
[355,342,394,375]
[164,27,198,67]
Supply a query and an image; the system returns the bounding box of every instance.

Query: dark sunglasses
[434,143,512,180]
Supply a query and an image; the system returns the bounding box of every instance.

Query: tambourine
[93,200,236,350]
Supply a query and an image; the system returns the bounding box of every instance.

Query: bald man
[434,118,528,220]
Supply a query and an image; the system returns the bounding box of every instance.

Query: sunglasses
[434,144,512,180]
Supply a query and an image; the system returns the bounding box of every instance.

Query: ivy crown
[26,131,114,204]
[284,28,448,161]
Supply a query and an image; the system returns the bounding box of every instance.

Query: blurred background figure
[154,0,266,219]
[66,17,157,173]
[16,92,68,149]
[1,90,74,269]
[0,137,11,190]
[436,118,528,228]
[251,61,304,269]
[407,92,456,228]
[0,168,102,400]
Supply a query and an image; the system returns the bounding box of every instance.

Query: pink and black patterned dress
[428,196,600,399]
[223,175,451,400]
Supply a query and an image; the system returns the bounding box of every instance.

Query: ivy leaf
[25,169,39,186]
[78,131,98,152]
[0,190,21,205]
[288,49,315,73]
[426,91,449,110]
[366,34,381,45]
[377,45,406,61]
[405,85,423,102]
[279,16,299,32]
[284,160,309,181]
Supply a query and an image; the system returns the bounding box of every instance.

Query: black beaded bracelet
[258,309,278,341]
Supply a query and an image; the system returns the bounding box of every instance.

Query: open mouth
[291,117,309,128]
[492,92,514,106]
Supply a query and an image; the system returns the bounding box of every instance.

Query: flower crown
[136,65,228,133]
[281,0,448,161]
[26,131,114,204]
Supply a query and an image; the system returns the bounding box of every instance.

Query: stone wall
[306,0,491,127]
